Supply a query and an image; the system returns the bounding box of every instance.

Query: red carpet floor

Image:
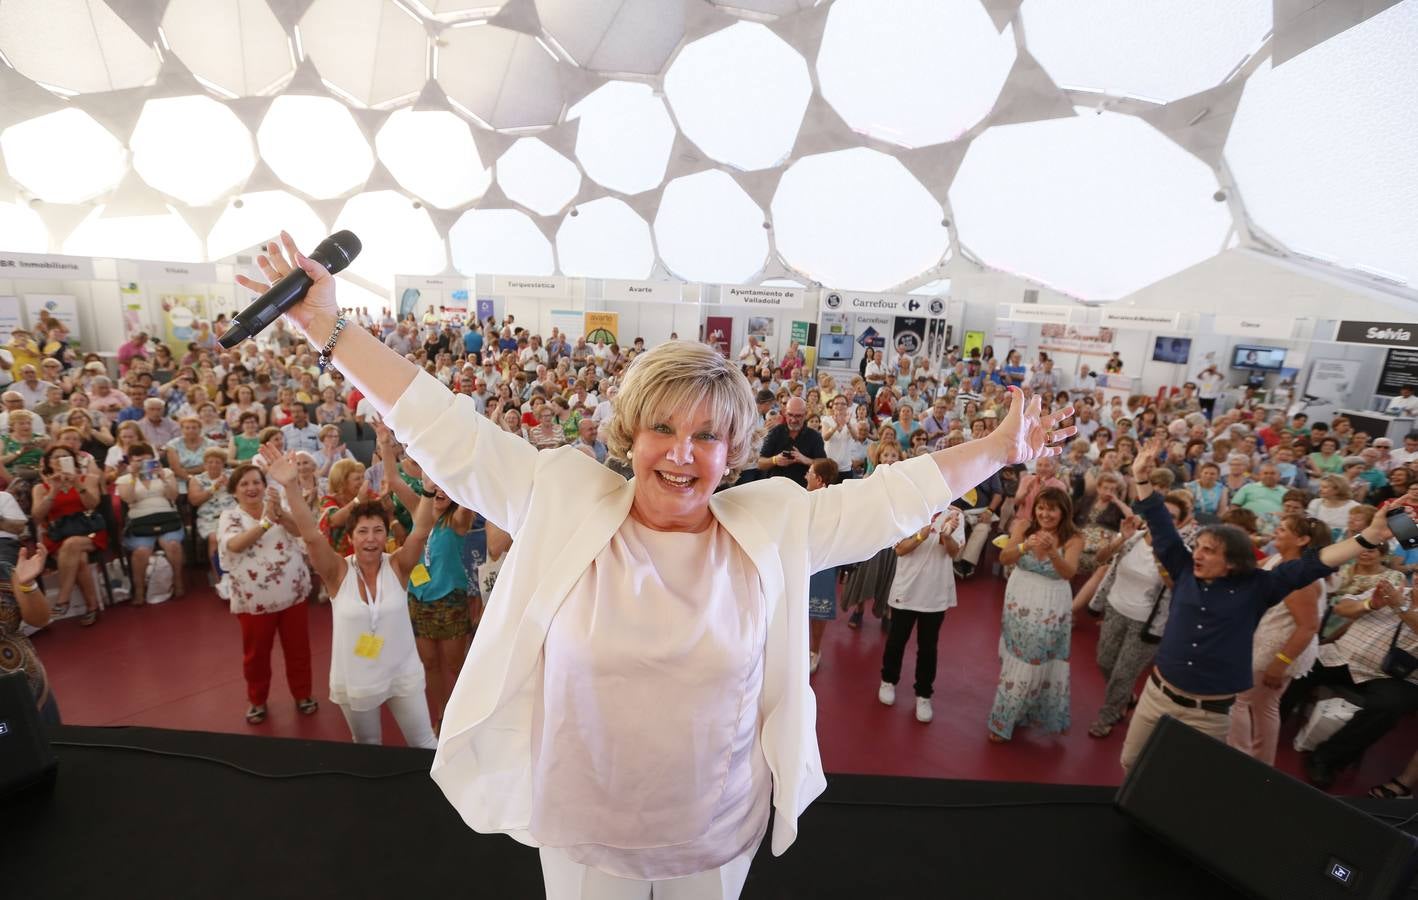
[32,564,1414,793]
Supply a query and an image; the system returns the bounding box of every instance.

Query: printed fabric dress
[988,552,1072,740]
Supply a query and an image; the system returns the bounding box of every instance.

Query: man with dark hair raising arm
[1118,438,1394,771]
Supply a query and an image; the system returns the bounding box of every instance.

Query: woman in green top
[1308,436,1345,477]
[227,411,262,462]
[398,468,475,734]
[1,411,47,474]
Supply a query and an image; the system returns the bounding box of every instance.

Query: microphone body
[220,231,361,349]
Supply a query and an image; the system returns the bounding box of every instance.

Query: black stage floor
[3,725,1410,899]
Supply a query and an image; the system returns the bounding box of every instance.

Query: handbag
[1381,622,1418,680]
[126,510,184,538]
[48,509,106,542]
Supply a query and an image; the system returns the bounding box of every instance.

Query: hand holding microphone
[228,231,360,349]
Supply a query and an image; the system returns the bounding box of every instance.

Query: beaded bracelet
[317,315,347,373]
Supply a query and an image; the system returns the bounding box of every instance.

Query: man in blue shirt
[1119,439,1391,772]
[462,326,483,359]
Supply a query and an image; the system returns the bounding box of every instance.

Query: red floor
[33,565,1414,793]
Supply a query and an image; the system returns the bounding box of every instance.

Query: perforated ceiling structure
[0,0,1413,300]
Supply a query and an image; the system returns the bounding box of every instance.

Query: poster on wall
[818,311,853,362]
[476,298,495,325]
[0,296,20,344]
[120,284,145,337]
[1378,349,1418,394]
[963,330,985,359]
[1038,323,1116,356]
[1305,358,1362,405]
[925,319,952,362]
[160,293,208,354]
[584,311,619,345]
[892,316,925,357]
[854,313,892,357]
[706,316,733,359]
[23,294,80,341]
[747,316,773,338]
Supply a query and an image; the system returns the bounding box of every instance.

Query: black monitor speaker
[0,670,58,799]
[1117,715,1418,899]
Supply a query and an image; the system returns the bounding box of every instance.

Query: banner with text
[721,285,807,310]
[1334,320,1418,348]
[1038,323,1117,357]
[1305,358,1362,405]
[24,293,80,340]
[706,316,733,359]
[1212,314,1294,339]
[1099,307,1182,330]
[603,279,681,305]
[822,290,948,318]
[139,260,218,283]
[1003,303,1075,325]
[493,275,567,299]
[1379,349,1418,393]
[0,251,94,281]
[161,293,208,353]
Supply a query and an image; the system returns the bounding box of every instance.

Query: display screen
[1152,336,1191,364]
[1232,345,1287,370]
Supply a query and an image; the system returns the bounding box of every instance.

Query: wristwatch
[259,518,273,531]
[1354,532,1379,550]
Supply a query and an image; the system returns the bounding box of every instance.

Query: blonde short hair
[1320,473,1351,501]
[603,340,759,483]
[329,458,364,492]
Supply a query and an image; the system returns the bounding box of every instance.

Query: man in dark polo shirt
[1119,438,1392,771]
[757,396,825,488]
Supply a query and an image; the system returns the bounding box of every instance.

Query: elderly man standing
[757,396,825,488]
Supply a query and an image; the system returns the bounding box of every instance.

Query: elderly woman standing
[237,234,1073,899]
[217,462,318,725]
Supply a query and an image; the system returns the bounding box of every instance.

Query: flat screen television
[1152,336,1191,364]
[1232,345,1287,371]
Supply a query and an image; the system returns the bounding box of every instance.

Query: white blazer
[386,370,955,857]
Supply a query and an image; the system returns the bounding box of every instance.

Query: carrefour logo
[825,292,842,310]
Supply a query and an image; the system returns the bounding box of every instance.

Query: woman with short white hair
[237,234,1074,900]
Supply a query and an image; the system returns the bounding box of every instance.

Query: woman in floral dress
[217,462,318,725]
[989,487,1082,742]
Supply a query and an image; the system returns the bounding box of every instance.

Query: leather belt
[1150,672,1235,715]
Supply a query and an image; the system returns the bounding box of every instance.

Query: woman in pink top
[237,234,1076,899]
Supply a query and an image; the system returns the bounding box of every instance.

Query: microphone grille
[314,230,362,274]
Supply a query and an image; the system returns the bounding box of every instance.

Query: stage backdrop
[706,315,733,359]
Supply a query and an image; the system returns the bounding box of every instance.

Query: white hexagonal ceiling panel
[818,0,1015,147]
[655,169,767,284]
[0,201,48,253]
[301,0,428,108]
[207,191,328,261]
[556,197,654,279]
[0,0,158,94]
[131,96,256,207]
[376,108,491,208]
[570,81,676,195]
[951,109,1232,299]
[436,24,564,130]
[65,208,205,262]
[773,147,948,291]
[162,0,295,98]
[496,137,580,216]
[256,95,375,199]
[537,0,684,75]
[333,190,447,287]
[1225,0,1418,286]
[450,208,556,276]
[664,21,812,171]
[1,108,128,204]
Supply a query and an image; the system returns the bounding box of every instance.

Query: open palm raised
[994,386,1077,465]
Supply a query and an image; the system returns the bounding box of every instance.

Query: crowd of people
[0,305,1414,803]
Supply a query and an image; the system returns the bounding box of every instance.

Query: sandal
[245,705,267,725]
[1369,779,1413,800]
[296,697,320,716]
[79,610,98,627]
[987,732,1007,744]
[1087,721,1114,739]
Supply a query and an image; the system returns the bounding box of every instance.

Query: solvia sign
[1335,320,1418,348]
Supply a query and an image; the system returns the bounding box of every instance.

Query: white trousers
[337,693,438,750]
[539,846,756,900]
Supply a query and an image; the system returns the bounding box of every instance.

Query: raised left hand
[13,545,47,585]
[995,387,1075,464]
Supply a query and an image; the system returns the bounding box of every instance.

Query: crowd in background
[0,308,1414,800]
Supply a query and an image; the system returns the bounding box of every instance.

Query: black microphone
[220,230,362,349]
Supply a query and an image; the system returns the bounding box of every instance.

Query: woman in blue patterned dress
[989,487,1082,742]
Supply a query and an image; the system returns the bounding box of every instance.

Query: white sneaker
[915,697,933,723]
[809,652,820,674]
[878,681,896,706]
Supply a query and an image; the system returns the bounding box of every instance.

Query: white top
[1387,395,1418,416]
[1307,498,1358,536]
[1252,555,1325,676]
[115,470,177,519]
[1107,537,1166,622]
[0,489,22,541]
[1196,372,1225,399]
[889,512,965,613]
[328,553,425,711]
[1391,448,1418,467]
[529,517,769,880]
[864,360,885,383]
